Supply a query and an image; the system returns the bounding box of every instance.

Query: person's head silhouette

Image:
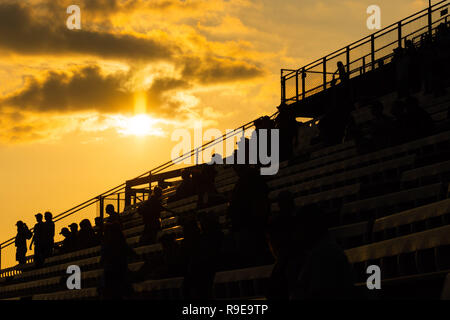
[105,204,115,216]
[69,223,78,233]
[94,217,102,227]
[153,186,163,199]
[35,213,43,223]
[44,211,53,222]
[60,227,70,238]
[16,220,24,230]
[80,219,93,230]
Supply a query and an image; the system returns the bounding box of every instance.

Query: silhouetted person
[208,153,223,165]
[266,191,298,300]
[44,211,55,258]
[420,33,435,95]
[195,165,222,208]
[93,217,103,243]
[228,165,272,267]
[318,103,354,147]
[57,227,73,254]
[432,23,449,97]
[405,40,421,94]
[174,169,194,201]
[105,204,121,225]
[159,233,182,278]
[138,187,174,245]
[15,221,32,265]
[180,215,202,297]
[78,219,98,249]
[290,205,356,299]
[254,116,276,162]
[183,212,224,299]
[393,46,409,98]
[29,213,46,268]
[68,223,79,251]
[275,103,298,161]
[268,191,297,261]
[337,61,349,84]
[100,222,137,300]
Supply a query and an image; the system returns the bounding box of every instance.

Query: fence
[281,0,449,105]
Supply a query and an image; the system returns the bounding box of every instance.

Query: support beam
[99,196,104,223]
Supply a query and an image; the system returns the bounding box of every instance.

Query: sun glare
[115,114,162,137]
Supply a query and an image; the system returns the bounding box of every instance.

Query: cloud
[0,2,265,82]
[0,65,197,117]
[1,66,132,113]
[0,2,176,61]
[180,55,265,84]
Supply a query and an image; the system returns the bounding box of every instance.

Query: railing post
[117,193,120,213]
[428,3,433,36]
[280,70,285,104]
[99,196,104,223]
[301,67,306,100]
[322,57,327,90]
[295,70,299,102]
[371,34,375,70]
[346,46,350,73]
[125,184,132,208]
[148,173,152,201]
[0,246,2,270]
[398,21,402,48]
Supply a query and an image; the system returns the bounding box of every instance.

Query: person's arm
[29,234,34,250]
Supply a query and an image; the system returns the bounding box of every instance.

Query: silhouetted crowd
[11,22,450,300]
[15,212,104,268]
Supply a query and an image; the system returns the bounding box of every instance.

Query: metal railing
[0,110,279,271]
[281,0,449,104]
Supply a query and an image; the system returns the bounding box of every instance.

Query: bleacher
[1,2,450,300]
[0,88,448,299]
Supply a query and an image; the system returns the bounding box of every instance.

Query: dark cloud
[0,66,191,116]
[0,1,265,89]
[0,2,176,61]
[147,77,191,113]
[1,66,133,113]
[181,55,265,84]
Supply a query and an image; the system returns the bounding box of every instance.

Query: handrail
[282,0,448,78]
[281,0,449,104]
[0,108,279,269]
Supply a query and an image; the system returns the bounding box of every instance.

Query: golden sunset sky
[0,0,432,267]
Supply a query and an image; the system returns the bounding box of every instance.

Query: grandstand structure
[0,1,449,300]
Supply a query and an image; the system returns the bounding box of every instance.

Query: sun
[116,114,160,137]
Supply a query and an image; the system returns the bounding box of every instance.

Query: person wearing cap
[57,227,73,254]
[44,211,55,258]
[68,223,79,251]
[15,221,32,265]
[29,213,46,268]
